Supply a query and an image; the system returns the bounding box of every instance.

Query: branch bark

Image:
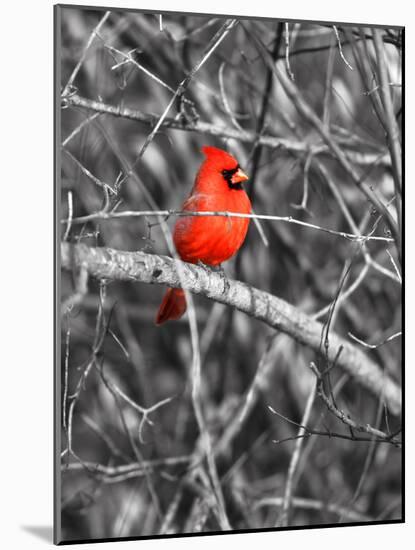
[61,242,401,415]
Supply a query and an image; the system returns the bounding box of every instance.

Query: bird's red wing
[181,193,211,212]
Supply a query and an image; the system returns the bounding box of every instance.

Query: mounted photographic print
[55,3,403,545]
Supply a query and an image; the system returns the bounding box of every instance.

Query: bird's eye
[221,165,239,179]
[221,164,245,190]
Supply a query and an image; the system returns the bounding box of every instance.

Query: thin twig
[62,11,111,97]
[323,34,336,128]
[348,330,401,350]
[108,381,174,443]
[63,190,73,242]
[61,261,89,315]
[269,405,400,447]
[278,382,316,526]
[63,281,107,456]
[309,362,398,440]
[80,413,130,462]
[96,360,163,520]
[291,150,313,212]
[215,334,279,457]
[218,62,246,133]
[338,400,383,522]
[62,325,71,430]
[313,263,370,320]
[60,208,394,243]
[62,112,101,147]
[62,148,116,196]
[372,29,402,197]
[64,455,191,477]
[255,496,371,522]
[284,23,295,80]
[107,44,194,107]
[333,26,354,70]
[251,208,270,247]
[386,249,402,283]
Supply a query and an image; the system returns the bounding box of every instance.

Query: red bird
[156,146,251,325]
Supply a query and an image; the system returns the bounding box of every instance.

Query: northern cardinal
[156,146,251,325]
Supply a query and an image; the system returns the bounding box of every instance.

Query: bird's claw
[213,264,230,294]
[197,260,211,272]
[220,270,230,295]
[196,262,229,293]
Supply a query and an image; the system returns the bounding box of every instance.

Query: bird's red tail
[155,288,187,325]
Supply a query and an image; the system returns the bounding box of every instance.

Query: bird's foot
[196,262,230,294]
[211,264,225,274]
[197,260,212,273]
[213,264,230,294]
[196,261,224,273]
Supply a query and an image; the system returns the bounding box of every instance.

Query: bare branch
[62,11,111,97]
[269,404,400,447]
[218,62,246,133]
[372,29,402,197]
[62,148,116,196]
[63,455,191,482]
[333,25,354,70]
[62,112,101,147]
[255,496,371,522]
[278,383,316,526]
[60,208,394,244]
[309,362,398,440]
[386,249,402,282]
[348,330,402,350]
[63,93,391,168]
[61,261,89,315]
[62,326,71,430]
[63,190,73,242]
[284,23,295,80]
[103,378,174,443]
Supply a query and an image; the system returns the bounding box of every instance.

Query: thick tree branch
[61,242,401,415]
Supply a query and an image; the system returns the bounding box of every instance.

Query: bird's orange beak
[231,167,249,184]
